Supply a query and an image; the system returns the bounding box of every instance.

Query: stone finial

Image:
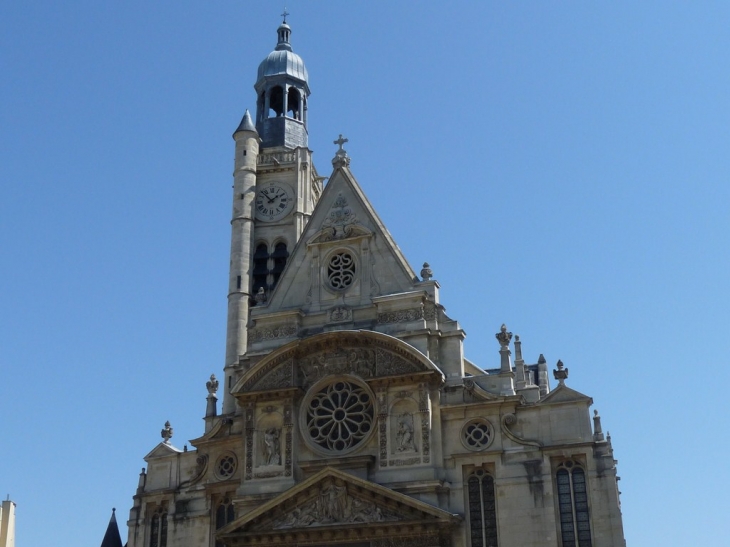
[514,335,523,361]
[206,374,219,395]
[161,421,173,444]
[553,360,569,385]
[537,353,546,364]
[593,409,605,442]
[332,134,351,167]
[254,287,267,305]
[495,324,513,348]
[420,262,433,281]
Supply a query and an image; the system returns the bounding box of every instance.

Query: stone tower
[126,18,626,547]
[223,18,322,415]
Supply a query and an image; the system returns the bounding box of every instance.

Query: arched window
[214,496,235,547]
[556,461,592,547]
[467,469,498,547]
[251,242,289,304]
[269,86,284,117]
[287,88,300,120]
[149,506,168,547]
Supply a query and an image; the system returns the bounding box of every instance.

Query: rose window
[215,454,237,479]
[306,380,374,453]
[461,419,494,451]
[327,252,355,290]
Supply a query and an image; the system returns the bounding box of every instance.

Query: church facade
[125,20,625,547]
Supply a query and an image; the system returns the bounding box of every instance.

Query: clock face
[255,183,293,221]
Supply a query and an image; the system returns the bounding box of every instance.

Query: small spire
[100,508,124,547]
[537,353,546,364]
[233,109,257,136]
[332,134,351,167]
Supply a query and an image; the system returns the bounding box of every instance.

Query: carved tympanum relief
[240,335,430,394]
[271,482,401,528]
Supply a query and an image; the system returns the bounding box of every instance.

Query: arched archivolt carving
[232,330,444,403]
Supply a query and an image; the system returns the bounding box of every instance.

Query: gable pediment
[260,165,419,315]
[539,384,593,405]
[217,467,458,545]
[232,330,444,402]
[144,442,182,461]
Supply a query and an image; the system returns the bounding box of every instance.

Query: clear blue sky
[2,2,728,546]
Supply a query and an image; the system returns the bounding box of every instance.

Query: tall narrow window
[270,242,289,287]
[556,461,592,547]
[251,242,288,304]
[467,469,498,547]
[214,496,235,547]
[252,243,270,296]
[149,506,168,547]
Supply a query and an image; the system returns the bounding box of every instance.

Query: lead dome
[256,22,308,84]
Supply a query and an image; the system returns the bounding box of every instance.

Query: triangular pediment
[539,383,593,405]
[144,442,182,461]
[259,165,419,314]
[217,467,459,545]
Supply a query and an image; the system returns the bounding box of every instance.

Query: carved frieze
[248,325,297,345]
[377,308,423,324]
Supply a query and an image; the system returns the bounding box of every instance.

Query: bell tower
[222,17,322,414]
[254,18,310,149]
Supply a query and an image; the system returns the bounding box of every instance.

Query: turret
[223,110,259,414]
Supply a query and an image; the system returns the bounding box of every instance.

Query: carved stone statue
[396,413,416,452]
[263,428,281,465]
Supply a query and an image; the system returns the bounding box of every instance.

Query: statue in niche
[395,413,416,452]
[262,428,281,465]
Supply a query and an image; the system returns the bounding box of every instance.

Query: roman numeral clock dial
[254,183,293,222]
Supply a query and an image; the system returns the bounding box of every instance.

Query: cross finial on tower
[332,134,351,167]
[334,134,348,151]
[281,8,289,23]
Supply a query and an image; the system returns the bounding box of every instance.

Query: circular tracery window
[215,453,237,479]
[305,380,374,453]
[327,252,355,290]
[461,419,494,451]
